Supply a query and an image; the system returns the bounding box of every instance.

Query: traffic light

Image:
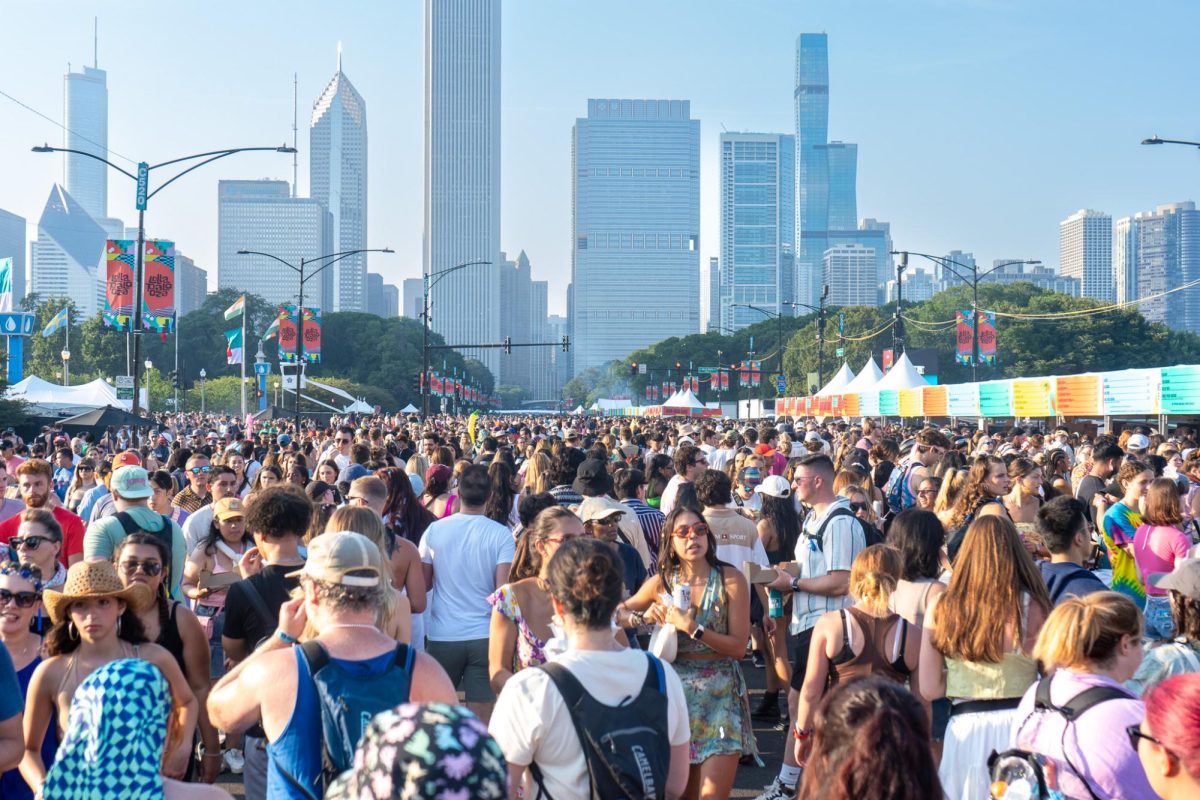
[675,361,683,374]
[630,361,638,375]
[503,336,512,354]
[169,369,180,389]
[255,388,265,400]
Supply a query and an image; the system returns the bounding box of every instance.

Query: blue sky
[0,0,1196,317]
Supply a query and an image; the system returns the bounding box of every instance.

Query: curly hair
[545,536,623,629]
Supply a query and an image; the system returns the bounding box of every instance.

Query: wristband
[276,630,300,645]
[794,725,812,740]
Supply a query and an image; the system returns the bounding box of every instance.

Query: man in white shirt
[318,425,355,471]
[420,463,515,723]
[707,430,739,473]
[181,465,240,554]
[660,443,707,515]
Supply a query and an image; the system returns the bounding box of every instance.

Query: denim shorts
[1144,594,1175,640]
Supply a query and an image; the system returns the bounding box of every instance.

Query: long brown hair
[657,505,723,591]
[931,516,1051,663]
[510,507,578,581]
[947,456,1005,531]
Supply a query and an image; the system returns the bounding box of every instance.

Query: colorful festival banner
[1160,366,1200,415]
[224,328,244,365]
[277,305,299,360]
[977,311,998,365]
[841,393,860,417]
[142,240,175,334]
[882,349,894,372]
[922,385,949,417]
[978,381,1014,418]
[1011,378,1053,417]
[301,307,321,364]
[1054,374,1102,417]
[955,310,973,365]
[878,390,900,416]
[104,240,137,330]
[898,388,923,418]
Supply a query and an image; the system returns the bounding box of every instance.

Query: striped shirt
[790,497,865,634]
[621,498,665,573]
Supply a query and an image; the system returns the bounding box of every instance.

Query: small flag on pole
[0,257,12,313]
[42,307,69,337]
[225,327,244,365]
[224,294,246,321]
[262,317,280,341]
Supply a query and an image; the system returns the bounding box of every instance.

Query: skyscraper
[1114,214,1140,306]
[383,283,399,318]
[858,218,893,301]
[823,244,876,307]
[311,46,368,312]
[366,272,386,317]
[217,180,332,308]
[499,251,534,390]
[719,132,795,332]
[30,185,106,317]
[707,256,720,332]
[63,63,108,222]
[572,99,700,374]
[886,269,935,303]
[939,250,976,291]
[0,209,27,304]
[401,277,423,319]
[175,253,208,315]
[424,0,502,379]
[1060,209,1113,301]
[1129,202,1200,334]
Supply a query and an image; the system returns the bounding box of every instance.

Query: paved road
[214,655,786,798]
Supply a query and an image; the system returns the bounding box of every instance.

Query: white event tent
[873,352,928,391]
[816,362,856,396]
[5,376,122,412]
[840,357,884,394]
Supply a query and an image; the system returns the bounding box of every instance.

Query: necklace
[321,623,381,632]
[3,635,37,665]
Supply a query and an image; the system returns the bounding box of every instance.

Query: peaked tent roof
[399,404,419,413]
[662,388,706,409]
[58,405,156,432]
[874,352,928,391]
[841,357,884,394]
[6,376,121,409]
[816,362,856,396]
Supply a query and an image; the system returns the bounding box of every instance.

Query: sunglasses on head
[0,588,39,608]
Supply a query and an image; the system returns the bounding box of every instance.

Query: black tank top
[157,601,187,673]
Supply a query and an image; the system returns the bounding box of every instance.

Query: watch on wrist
[690,624,705,640]
[790,576,802,593]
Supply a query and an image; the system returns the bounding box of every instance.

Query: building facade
[499,250,536,389]
[885,268,935,303]
[1060,209,1113,302]
[547,313,569,404]
[1131,202,1200,333]
[979,261,1080,296]
[30,185,106,318]
[311,49,368,312]
[63,64,108,222]
[707,256,720,333]
[176,253,208,315]
[0,209,27,304]
[1115,214,1140,306]
[937,250,976,292]
[216,180,332,308]
[401,277,423,319]
[823,244,877,307]
[383,283,399,317]
[424,0,502,379]
[366,272,386,317]
[718,132,795,332]
[571,98,700,374]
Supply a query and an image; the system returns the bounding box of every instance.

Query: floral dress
[488,583,548,671]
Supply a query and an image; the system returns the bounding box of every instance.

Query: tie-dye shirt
[1102,501,1146,604]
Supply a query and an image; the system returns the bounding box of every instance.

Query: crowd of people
[0,413,1199,798]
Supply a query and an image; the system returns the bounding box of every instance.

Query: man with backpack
[209,530,457,800]
[884,428,950,515]
[81,465,186,596]
[1035,496,1107,606]
[760,453,866,800]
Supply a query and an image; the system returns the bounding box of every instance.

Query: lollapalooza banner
[104,240,175,333]
[301,306,321,364]
[955,310,973,365]
[977,311,998,365]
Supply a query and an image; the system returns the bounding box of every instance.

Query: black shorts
[788,626,817,691]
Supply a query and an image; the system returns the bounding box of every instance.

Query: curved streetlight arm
[427,260,492,293]
[149,145,294,171]
[896,251,975,285]
[730,303,778,320]
[301,249,393,285]
[784,301,822,315]
[1142,136,1200,148]
[149,146,296,200]
[975,258,1041,283]
[31,144,137,180]
[237,250,300,273]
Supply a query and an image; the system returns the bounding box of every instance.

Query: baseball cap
[577,495,629,524]
[755,475,792,499]
[277,434,292,446]
[1150,559,1200,599]
[112,451,141,468]
[804,431,823,443]
[754,443,775,457]
[739,466,763,487]
[1126,433,1151,451]
[111,466,153,499]
[286,531,383,588]
[212,496,246,522]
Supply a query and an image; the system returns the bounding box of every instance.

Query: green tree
[18,294,83,383]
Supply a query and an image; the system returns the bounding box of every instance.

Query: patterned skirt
[672,656,760,765]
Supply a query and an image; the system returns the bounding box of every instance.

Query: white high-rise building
[423,0,502,379]
[30,185,106,317]
[823,244,876,307]
[217,180,332,308]
[707,256,720,332]
[886,269,935,303]
[1122,202,1200,334]
[1114,214,1140,306]
[63,64,108,222]
[311,47,368,312]
[1060,209,1113,301]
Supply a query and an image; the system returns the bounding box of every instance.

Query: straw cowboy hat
[43,560,154,625]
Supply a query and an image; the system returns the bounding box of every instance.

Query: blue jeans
[1144,594,1175,640]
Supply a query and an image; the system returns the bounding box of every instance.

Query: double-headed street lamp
[894,251,1041,382]
[732,288,832,395]
[32,142,295,429]
[199,368,207,414]
[421,260,492,420]
[237,248,394,436]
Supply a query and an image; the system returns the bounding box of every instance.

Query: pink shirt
[1133,523,1191,596]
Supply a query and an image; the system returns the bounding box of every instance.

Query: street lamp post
[32,143,294,431]
[199,368,207,414]
[60,348,70,387]
[894,251,1041,382]
[784,286,830,389]
[236,248,393,437]
[144,359,153,414]
[421,260,492,420]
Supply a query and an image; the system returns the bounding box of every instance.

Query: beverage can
[768,588,784,618]
[672,583,691,610]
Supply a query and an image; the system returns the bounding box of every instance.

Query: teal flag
[224,327,244,365]
[0,257,11,313]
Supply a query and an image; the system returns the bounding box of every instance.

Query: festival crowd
[0,412,1199,799]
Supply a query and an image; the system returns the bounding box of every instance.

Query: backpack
[988,676,1132,800]
[883,461,917,515]
[299,640,415,792]
[115,511,175,582]
[804,506,864,551]
[530,653,670,800]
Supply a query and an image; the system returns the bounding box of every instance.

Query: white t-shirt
[182,504,215,554]
[489,648,690,800]
[660,474,685,515]
[418,513,516,641]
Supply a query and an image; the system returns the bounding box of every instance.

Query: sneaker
[223,748,244,775]
[751,692,781,721]
[751,650,766,668]
[754,776,797,800]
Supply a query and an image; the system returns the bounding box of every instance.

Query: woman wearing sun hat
[18,559,198,794]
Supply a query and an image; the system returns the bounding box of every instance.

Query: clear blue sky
[0,0,1196,317]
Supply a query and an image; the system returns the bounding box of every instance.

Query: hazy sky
[0,0,1196,317]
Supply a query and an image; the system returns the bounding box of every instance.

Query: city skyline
[0,1,1196,321]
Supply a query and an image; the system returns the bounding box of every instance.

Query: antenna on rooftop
[292,73,299,198]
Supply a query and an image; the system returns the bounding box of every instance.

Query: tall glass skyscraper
[719,132,795,332]
[571,99,700,374]
[30,185,106,317]
[1119,202,1200,334]
[64,64,108,222]
[311,47,368,312]
[424,0,502,379]
[1060,209,1113,302]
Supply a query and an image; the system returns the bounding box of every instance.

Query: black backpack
[115,511,175,582]
[805,506,870,550]
[531,654,670,800]
[988,675,1132,799]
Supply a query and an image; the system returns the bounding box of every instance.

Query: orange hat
[754,443,775,457]
[112,451,141,468]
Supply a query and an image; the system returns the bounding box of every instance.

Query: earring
[117,616,122,637]
[68,621,79,641]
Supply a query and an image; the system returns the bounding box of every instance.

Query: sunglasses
[10,535,53,550]
[672,522,710,539]
[1126,724,1171,755]
[188,466,212,475]
[120,559,163,577]
[0,589,39,608]
[850,502,869,514]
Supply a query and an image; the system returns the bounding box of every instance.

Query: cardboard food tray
[198,570,241,590]
[744,561,800,584]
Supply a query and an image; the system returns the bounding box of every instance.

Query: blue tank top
[1,655,57,800]
[266,646,402,799]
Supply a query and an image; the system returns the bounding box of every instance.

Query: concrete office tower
[572,99,700,374]
[939,250,976,291]
[823,244,877,307]
[311,46,368,312]
[383,284,399,317]
[30,185,106,317]
[719,132,795,332]
[499,250,536,390]
[1130,202,1200,333]
[366,272,386,316]
[886,269,935,303]
[547,313,569,402]
[401,277,423,319]
[1115,214,1141,306]
[217,180,332,308]
[707,256,721,332]
[1060,209,1113,301]
[528,279,553,400]
[858,218,893,302]
[424,0,502,379]
[0,209,27,303]
[175,253,209,315]
[63,63,108,221]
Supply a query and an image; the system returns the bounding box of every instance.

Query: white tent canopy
[816,362,856,396]
[841,357,884,394]
[399,404,419,413]
[6,376,121,410]
[662,388,705,409]
[874,352,928,391]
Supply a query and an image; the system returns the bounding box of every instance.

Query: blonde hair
[849,544,902,616]
[1033,591,1141,672]
[522,451,553,495]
